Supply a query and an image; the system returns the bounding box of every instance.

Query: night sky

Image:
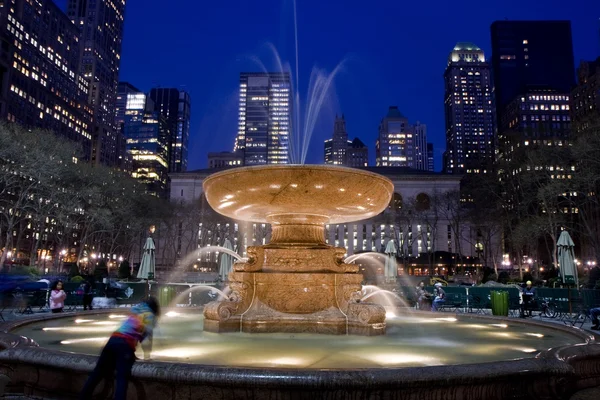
[58,0,599,171]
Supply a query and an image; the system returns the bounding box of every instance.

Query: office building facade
[0,0,93,156]
[571,57,600,135]
[347,138,369,168]
[412,121,428,171]
[234,72,291,165]
[207,151,243,169]
[499,91,571,146]
[427,143,434,172]
[376,106,413,167]
[491,21,575,127]
[324,114,349,165]
[67,0,126,167]
[443,42,495,174]
[123,92,169,197]
[149,88,191,172]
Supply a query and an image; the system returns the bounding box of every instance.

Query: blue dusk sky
[58,0,599,171]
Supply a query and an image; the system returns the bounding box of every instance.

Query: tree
[0,123,80,267]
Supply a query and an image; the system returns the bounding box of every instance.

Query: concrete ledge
[0,311,600,399]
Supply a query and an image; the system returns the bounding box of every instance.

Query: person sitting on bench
[431,283,446,312]
[520,280,536,318]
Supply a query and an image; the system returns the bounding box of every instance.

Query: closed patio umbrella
[384,239,398,280]
[218,238,235,282]
[136,237,155,280]
[557,230,577,287]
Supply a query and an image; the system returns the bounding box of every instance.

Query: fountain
[202,164,394,335]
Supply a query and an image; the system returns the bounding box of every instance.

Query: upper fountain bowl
[203,165,394,224]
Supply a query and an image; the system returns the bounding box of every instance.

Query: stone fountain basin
[203,165,394,224]
[2,311,600,400]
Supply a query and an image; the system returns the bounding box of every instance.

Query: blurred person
[49,280,66,313]
[80,297,160,400]
[520,280,536,318]
[416,282,432,310]
[82,278,94,311]
[431,282,446,311]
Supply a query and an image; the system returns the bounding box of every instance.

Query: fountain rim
[202,164,395,190]
[3,309,600,400]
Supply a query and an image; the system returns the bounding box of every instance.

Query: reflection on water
[14,313,580,369]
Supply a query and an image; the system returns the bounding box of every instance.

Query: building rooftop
[350,138,367,148]
[385,106,405,119]
[453,42,482,51]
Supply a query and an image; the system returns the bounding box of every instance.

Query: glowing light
[108,314,127,319]
[518,348,538,353]
[151,347,208,358]
[489,332,514,338]
[217,201,235,209]
[461,324,488,329]
[385,311,396,318]
[524,333,544,338]
[74,319,94,324]
[165,311,180,318]
[436,317,458,322]
[491,324,508,328]
[269,357,306,366]
[92,321,119,326]
[314,184,324,189]
[43,326,116,333]
[290,183,298,188]
[60,337,107,345]
[269,184,281,189]
[365,353,442,366]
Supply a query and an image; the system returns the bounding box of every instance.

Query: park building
[154,167,502,281]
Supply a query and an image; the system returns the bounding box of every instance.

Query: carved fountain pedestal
[202,166,394,336]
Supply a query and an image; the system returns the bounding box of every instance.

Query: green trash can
[490,290,509,316]
[158,286,176,307]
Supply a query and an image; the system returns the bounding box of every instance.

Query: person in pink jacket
[50,280,67,313]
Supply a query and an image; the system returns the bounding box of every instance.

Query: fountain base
[203,246,386,336]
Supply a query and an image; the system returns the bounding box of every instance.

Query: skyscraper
[234,73,291,165]
[67,0,127,167]
[324,114,349,165]
[427,143,434,172]
[376,106,413,167]
[115,82,141,171]
[123,92,169,198]
[149,88,191,172]
[571,57,600,135]
[443,42,495,174]
[412,121,428,171]
[116,82,141,127]
[491,21,575,126]
[0,0,93,157]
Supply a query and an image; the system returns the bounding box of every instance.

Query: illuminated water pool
[12,311,583,369]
